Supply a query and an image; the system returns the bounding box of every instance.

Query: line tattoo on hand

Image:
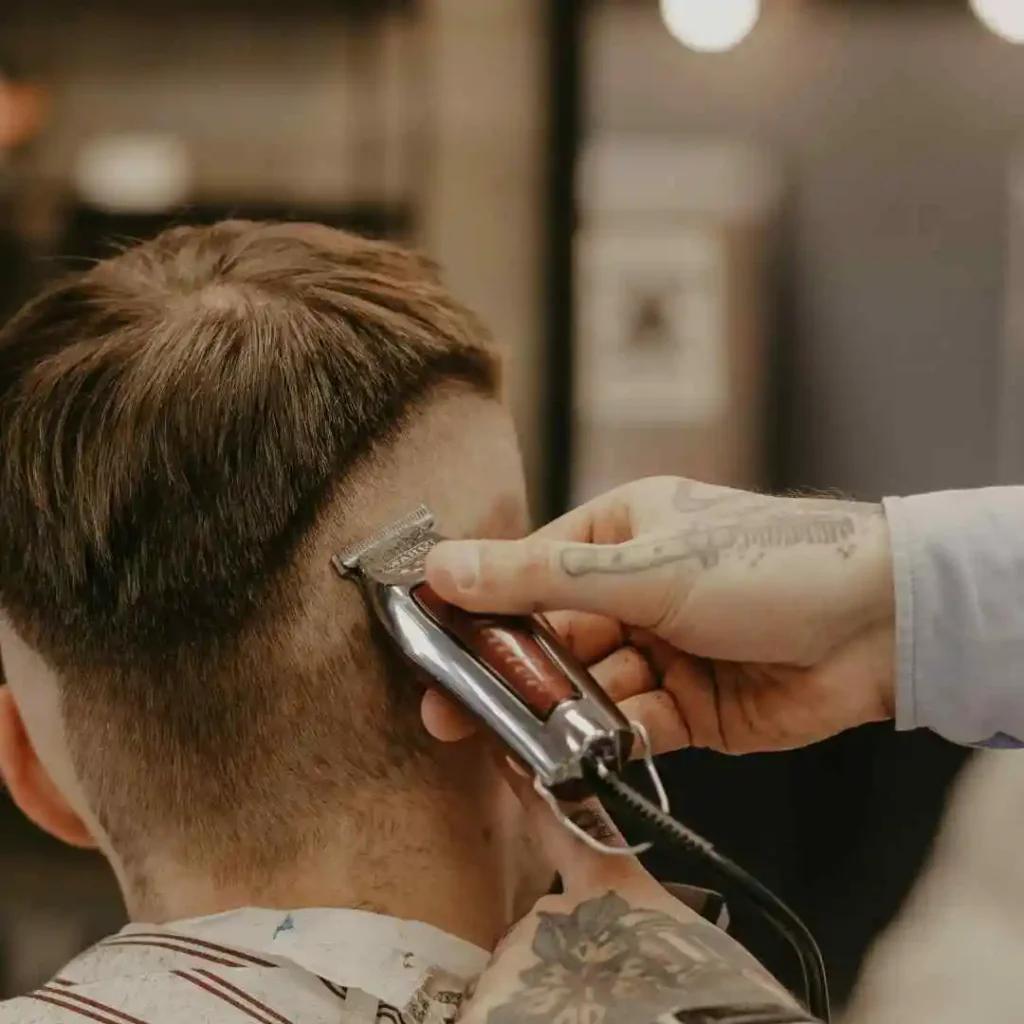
[484,891,814,1024]
[560,487,883,578]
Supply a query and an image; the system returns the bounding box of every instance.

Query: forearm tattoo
[560,483,882,578]
[484,891,817,1024]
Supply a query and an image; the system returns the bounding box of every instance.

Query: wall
[7,9,412,205]
[584,2,1005,1000]
[421,0,547,510]
[587,1,1024,499]
[5,0,547,506]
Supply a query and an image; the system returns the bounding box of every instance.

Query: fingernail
[437,542,479,591]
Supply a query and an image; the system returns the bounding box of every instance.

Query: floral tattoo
[485,892,813,1024]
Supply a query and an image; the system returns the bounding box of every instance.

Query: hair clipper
[333,506,665,844]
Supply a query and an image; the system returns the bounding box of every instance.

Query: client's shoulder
[0,990,70,1023]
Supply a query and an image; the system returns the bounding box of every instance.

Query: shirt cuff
[883,489,1024,747]
[883,494,917,733]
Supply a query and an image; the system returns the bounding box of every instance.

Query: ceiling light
[971,0,1024,45]
[660,0,761,54]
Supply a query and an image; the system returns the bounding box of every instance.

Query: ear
[0,686,97,849]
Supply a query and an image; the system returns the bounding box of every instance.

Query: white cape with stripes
[0,907,487,1024]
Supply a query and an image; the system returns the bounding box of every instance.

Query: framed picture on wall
[575,224,729,427]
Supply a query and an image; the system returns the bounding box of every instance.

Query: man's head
[0,221,529,913]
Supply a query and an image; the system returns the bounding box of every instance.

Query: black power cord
[587,766,831,1024]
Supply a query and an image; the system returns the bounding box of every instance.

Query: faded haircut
[0,220,499,878]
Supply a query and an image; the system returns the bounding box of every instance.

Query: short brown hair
[0,221,499,879]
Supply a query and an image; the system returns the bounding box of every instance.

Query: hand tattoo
[559,486,882,578]
[485,891,815,1024]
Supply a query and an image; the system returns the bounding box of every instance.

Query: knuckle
[478,542,555,599]
[613,645,651,680]
[627,646,657,685]
[648,689,679,716]
[521,543,558,590]
[471,547,502,597]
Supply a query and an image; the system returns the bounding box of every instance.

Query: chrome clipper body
[333,505,667,853]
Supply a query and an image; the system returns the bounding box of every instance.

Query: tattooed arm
[475,890,817,1024]
[461,800,818,1024]
[426,476,894,755]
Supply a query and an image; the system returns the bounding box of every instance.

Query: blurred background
[2,0,1024,1009]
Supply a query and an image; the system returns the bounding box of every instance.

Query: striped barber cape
[0,908,483,1024]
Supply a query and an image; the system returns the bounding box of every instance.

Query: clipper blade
[333,504,436,577]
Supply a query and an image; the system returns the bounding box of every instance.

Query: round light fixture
[660,0,761,54]
[971,0,1024,44]
[74,134,192,213]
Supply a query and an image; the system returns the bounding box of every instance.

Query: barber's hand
[459,778,807,1024]
[425,477,895,755]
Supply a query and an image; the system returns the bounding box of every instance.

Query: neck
[123,757,517,953]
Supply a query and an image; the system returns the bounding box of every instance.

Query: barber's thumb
[426,538,643,620]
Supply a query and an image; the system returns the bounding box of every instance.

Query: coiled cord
[587,764,831,1023]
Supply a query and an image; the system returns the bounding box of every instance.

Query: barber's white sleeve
[883,488,1024,749]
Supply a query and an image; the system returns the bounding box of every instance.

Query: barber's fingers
[617,691,691,756]
[618,656,761,755]
[662,656,729,752]
[502,764,648,894]
[588,645,657,703]
[630,628,680,676]
[542,610,625,665]
[420,688,477,742]
[425,536,680,629]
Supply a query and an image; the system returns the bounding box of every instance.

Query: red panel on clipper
[413,583,576,719]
